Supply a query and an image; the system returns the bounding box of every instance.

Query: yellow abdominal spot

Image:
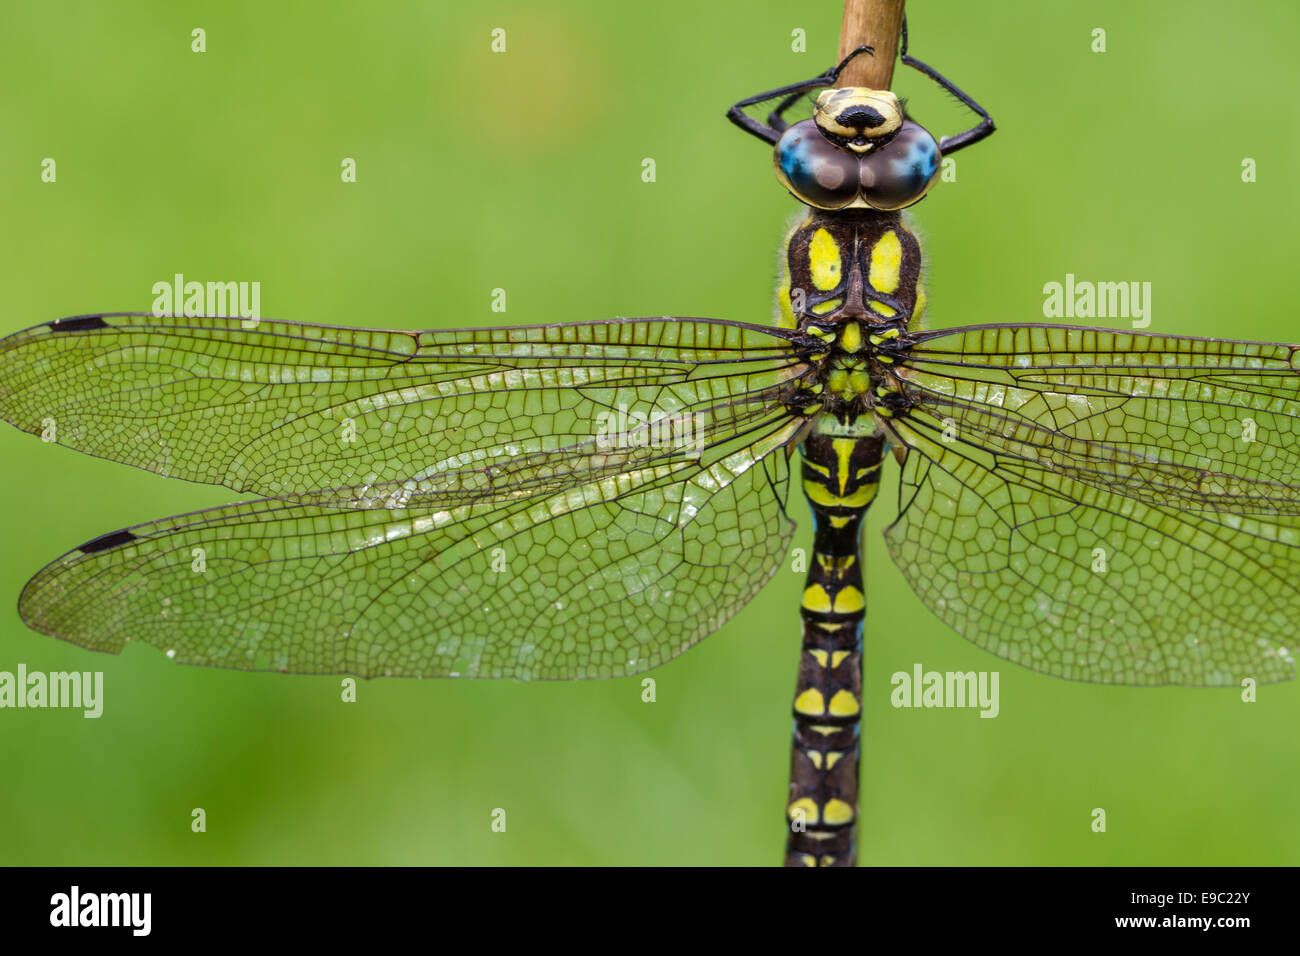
[823,799,855,825]
[794,687,826,716]
[868,230,902,293]
[828,690,860,717]
[788,797,820,824]
[832,438,855,494]
[809,228,843,291]
[816,553,855,574]
[825,751,844,769]
[833,586,864,614]
[830,650,851,668]
[804,480,877,509]
[802,582,832,613]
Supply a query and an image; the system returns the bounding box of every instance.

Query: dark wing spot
[78,529,138,554]
[48,315,111,333]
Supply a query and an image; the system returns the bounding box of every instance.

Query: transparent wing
[0,313,812,504]
[20,419,801,679]
[884,324,1299,686]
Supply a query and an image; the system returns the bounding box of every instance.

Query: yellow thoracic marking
[831,650,851,668]
[832,438,855,494]
[833,586,865,614]
[788,797,819,824]
[810,298,842,316]
[828,689,861,717]
[855,463,881,480]
[826,751,844,769]
[870,327,900,344]
[777,281,794,328]
[868,230,902,294]
[914,282,928,327]
[809,228,843,291]
[804,480,877,509]
[794,687,826,716]
[823,799,855,825]
[802,582,831,613]
[869,300,897,317]
[803,459,831,477]
[839,321,862,353]
[829,516,851,528]
[809,649,829,667]
[808,751,823,769]
[775,215,804,329]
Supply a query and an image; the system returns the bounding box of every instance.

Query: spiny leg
[899,15,994,155]
[727,45,876,144]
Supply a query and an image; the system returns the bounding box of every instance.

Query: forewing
[20,420,801,679]
[0,313,810,504]
[884,324,1299,686]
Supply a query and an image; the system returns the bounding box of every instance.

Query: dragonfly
[1,20,1297,869]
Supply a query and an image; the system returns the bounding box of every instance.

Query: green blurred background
[0,0,1296,866]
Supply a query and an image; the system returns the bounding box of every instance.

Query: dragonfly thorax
[779,208,924,332]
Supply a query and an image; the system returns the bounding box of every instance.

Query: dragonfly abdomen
[785,422,886,867]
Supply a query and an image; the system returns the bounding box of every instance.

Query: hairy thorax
[778,209,925,423]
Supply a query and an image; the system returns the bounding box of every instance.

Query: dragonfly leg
[899,16,995,155]
[727,46,875,144]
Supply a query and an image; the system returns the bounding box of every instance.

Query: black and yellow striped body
[785,423,885,867]
[779,206,924,867]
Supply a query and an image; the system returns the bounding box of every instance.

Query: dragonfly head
[774,88,940,212]
[813,88,903,149]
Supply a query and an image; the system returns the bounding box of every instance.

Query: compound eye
[858,121,942,211]
[773,120,860,210]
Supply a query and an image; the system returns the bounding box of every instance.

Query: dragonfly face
[774,87,941,211]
